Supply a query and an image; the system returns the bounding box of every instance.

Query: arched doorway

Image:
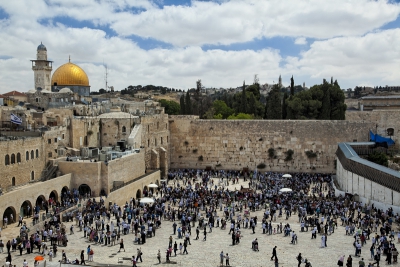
[136,189,142,199]
[49,190,58,204]
[20,200,32,218]
[143,186,149,197]
[78,184,91,197]
[61,186,69,200]
[36,195,46,210]
[3,206,16,225]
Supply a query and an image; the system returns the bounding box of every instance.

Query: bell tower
[31,42,53,91]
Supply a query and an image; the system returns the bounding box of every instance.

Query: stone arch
[17,153,21,163]
[136,189,142,199]
[20,200,32,218]
[31,171,34,181]
[3,206,16,225]
[31,150,34,159]
[11,177,15,186]
[78,184,91,196]
[11,154,15,164]
[49,190,58,203]
[36,195,46,209]
[143,186,149,197]
[61,186,69,199]
[5,154,9,165]
[26,151,29,161]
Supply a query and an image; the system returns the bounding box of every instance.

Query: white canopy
[148,183,158,188]
[279,188,293,193]
[282,174,292,178]
[139,197,155,203]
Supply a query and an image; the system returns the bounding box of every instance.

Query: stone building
[359,95,400,111]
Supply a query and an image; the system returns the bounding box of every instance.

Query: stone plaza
[0,178,380,267]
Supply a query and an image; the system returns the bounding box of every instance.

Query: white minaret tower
[31,42,53,91]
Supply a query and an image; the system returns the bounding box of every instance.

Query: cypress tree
[282,92,288,119]
[266,84,282,119]
[180,95,185,114]
[185,91,192,115]
[319,82,331,120]
[290,76,294,96]
[241,81,247,113]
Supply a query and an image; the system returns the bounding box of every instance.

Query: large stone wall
[169,116,375,173]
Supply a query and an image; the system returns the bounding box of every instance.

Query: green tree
[227,113,253,120]
[367,151,388,167]
[180,95,185,114]
[212,100,234,119]
[330,80,347,120]
[241,81,247,113]
[246,84,260,100]
[185,91,192,114]
[318,81,331,120]
[159,99,180,115]
[282,92,288,119]
[290,76,294,96]
[266,84,282,119]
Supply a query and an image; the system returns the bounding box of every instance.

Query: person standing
[220,251,224,267]
[203,227,207,241]
[136,248,143,262]
[225,253,230,266]
[195,227,200,240]
[271,246,277,261]
[274,257,279,267]
[346,255,353,267]
[297,253,303,267]
[183,240,188,254]
[88,248,94,262]
[80,250,86,265]
[157,249,161,264]
[119,239,125,252]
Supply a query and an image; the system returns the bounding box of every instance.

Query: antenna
[104,63,108,92]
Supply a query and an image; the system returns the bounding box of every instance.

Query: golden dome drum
[51,62,89,86]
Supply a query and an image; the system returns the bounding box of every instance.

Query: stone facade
[0,137,46,190]
[169,116,375,173]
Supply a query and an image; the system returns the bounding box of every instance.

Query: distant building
[359,95,400,111]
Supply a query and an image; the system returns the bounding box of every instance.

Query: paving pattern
[0,179,386,267]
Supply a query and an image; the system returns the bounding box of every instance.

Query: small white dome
[27,89,36,94]
[41,89,52,94]
[59,88,72,93]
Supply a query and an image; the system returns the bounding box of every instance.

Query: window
[5,155,9,165]
[48,152,52,157]
[161,137,163,145]
[31,150,34,159]
[36,98,40,103]
[26,151,29,161]
[36,149,39,158]
[167,136,169,143]
[148,139,150,147]
[11,177,15,186]
[155,138,157,146]
[31,171,34,181]
[11,154,15,164]
[17,153,21,163]
[48,139,51,144]
[54,138,57,143]
[122,126,126,133]
[62,134,65,139]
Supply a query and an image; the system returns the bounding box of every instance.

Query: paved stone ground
[0,179,385,267]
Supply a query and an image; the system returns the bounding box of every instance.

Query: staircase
[41,163,59,181]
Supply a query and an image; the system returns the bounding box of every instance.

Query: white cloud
[294,37,307,45]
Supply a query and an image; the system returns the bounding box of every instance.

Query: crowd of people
[1,169,399,266]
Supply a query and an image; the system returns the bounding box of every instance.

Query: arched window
[155,138,157,146]
[31,150,34,159]
[148,139,150,147]
[5,155,9,165]
[11,154,15,164]
[122,126,126,133]
[161,137,163,145]
[31,171,34,181]
[26,151,29,161]
[11,177,15,186]
[36,149,39,158]
[17,153,21,163]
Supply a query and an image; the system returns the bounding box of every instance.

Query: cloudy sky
[0,0,400,94]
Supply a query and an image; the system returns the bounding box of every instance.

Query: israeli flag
[10,113,22,125]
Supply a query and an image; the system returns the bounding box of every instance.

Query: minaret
[278,75,282,87]
[31,42,53,91]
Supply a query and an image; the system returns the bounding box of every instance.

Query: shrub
[284,149,294,161]
[367,151,388,167]
[305,150,317,158]
[268,148,275,159]
[257,163,266,169]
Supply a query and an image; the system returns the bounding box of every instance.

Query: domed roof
[27,89,36,94]
[51,61,89,86]
[59,88,72,93]
[98,112,138,119]
[37,42,47,51]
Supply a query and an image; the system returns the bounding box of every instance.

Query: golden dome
[51,62,89,86]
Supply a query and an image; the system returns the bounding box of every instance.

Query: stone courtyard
[1,179,382,267]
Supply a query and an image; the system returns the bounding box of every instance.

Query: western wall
[169,116,375,173]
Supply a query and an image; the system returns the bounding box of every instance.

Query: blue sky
[0,0,400,93]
